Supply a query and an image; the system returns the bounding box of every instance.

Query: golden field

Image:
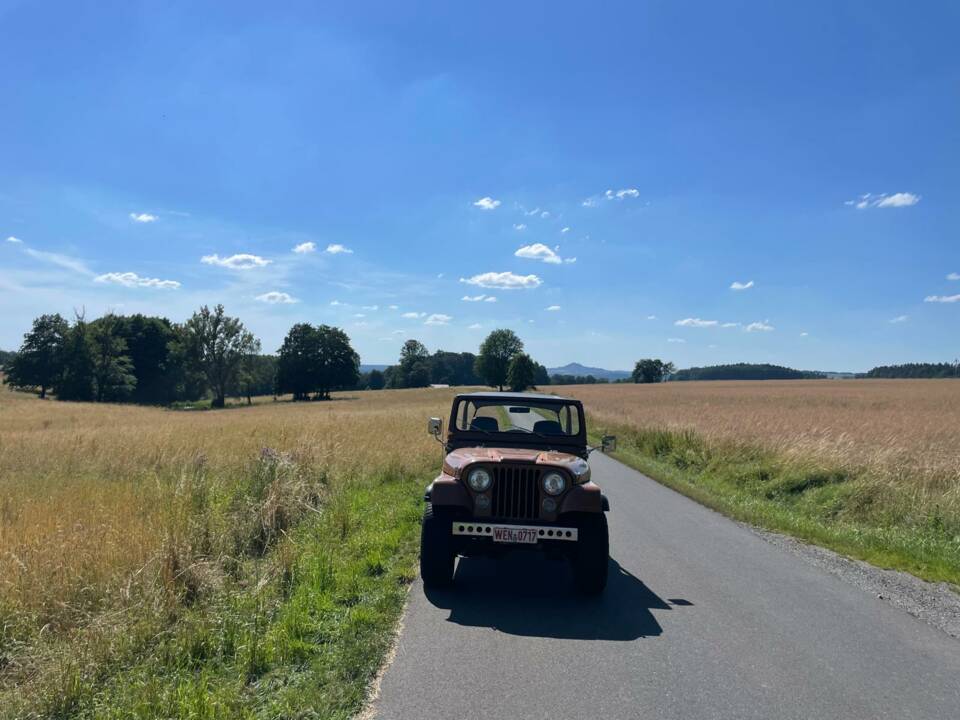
[1,379,958,715]
[568,379,960,491]
[0,387,454,716]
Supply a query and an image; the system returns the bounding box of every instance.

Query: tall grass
[564,380,960,585]
[0,388,453,718]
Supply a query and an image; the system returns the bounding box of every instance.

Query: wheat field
[568,379,960,491]
[2,379,959,714]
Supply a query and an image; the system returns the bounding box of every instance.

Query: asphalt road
[371,452,960,720]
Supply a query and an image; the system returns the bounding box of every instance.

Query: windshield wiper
[504,424,550,440]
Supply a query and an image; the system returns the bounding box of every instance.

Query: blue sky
[2,1,958,372]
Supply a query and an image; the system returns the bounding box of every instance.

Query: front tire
[572,513,609,595]
[420,503,455,588]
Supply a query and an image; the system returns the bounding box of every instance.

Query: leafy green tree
[90,315,137,402]
[277,323,320,400]
[366,368,385,390]
[3,313,69,398]
[632,358,675,384]
[108,314,179,404]
[475,329,524,391]
[532,361,551,386]
[507,352,536,392]
[314,325,360,399]
[233,354,277,404]
[183,305,260,408]
[276,324,359,400]
[56,315,96,402]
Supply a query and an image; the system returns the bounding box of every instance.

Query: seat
[533,420,564,435]
[470,416,499,432]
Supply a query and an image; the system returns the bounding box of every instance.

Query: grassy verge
[592,424,960,588]
[2,457,426,719]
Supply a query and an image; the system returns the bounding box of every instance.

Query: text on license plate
[492,526,538,544]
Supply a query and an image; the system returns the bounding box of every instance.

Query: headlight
[466,467,492,492]
[542,472,566,496]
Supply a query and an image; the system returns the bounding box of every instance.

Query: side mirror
[428,417,443,438]
[601,435,617,453]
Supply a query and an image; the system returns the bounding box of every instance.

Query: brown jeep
[421,392,615,594]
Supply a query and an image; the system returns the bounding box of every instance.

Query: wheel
[420,503,455,588]
[572,513,609,595]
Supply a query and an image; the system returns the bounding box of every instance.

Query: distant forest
[860,362,959,379]
[669,363,826,381]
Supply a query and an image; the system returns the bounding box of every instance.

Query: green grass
[592,424,960,588]
[3,468,424,720]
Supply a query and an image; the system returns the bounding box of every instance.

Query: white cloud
[129,212,158,223]
[201,253,271,270]
[675,318,718,328]
[293,241,316,254]
[468,323,482,329]
[515,243,562,264]
[876,192,920,208]
[362,305,379,311]
[255,291,298,304]
[524,207,541,216]
[437,273,445,279]
[721,322,741,328]
[800,332,809,337]
[745,321,775,332]
[924,294,960,303]
[325,243,353,255]
[563,257,577,264]
[541,211,550,218]
[947,272,960,281]
[646,315,657,320]
[424,313,452,325]
[330,300,343,306]
[581,198,599,208]
[5,236,22,244]
[730,280,754,291]
[95,271,181,289]
[848,192,920,210]
[889,315,909,323]
[667,338,686,343]
[561,227,570,234]
[545,305,561,311]
[473,196,501,210]
[402,311,426,318]
[460,271,542,290]
[388,304,399,310]
[513,223,527,231]
[462,294,497,302]
[583,188,640,207]
[24,248,92,275]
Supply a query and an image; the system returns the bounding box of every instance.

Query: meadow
[2,379,958,717]
[0,387,453,718]
[567,379,960,585]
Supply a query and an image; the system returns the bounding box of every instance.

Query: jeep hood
[443,446,590,482]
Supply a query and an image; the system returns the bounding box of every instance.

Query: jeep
[421,392,615,594]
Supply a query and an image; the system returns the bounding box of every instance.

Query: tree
[183,305,260,408]
[89,315,137,402]
[107,314,179,404]
[632,358,675,384]
[276,323,359,400]
[56,315,96,402]
[507,352,536,392]
[233,354,277,404]
[532,361,551,387]
[313,325,360,399]
[366,368,385,390]
[475,329,524,391]
[398,339,430,388]
[3,314,69,398]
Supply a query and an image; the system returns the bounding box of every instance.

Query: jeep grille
[491,465,540,520]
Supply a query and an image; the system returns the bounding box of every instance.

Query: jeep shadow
[423,555,681,641]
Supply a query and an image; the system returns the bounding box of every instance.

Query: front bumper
[452,521,579,542]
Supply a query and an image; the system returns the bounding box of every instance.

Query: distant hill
[359,364,389,373]
[547,362,631,381]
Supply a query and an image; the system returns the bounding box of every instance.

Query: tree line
[668,363,825,382]
[2,311,565,404]
[861,362,960,379]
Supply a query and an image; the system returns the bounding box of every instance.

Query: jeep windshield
[451,396,582,439]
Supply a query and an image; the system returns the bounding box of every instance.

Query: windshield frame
[447,395,587,452]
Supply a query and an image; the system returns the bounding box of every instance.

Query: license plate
[492,526,539,544]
